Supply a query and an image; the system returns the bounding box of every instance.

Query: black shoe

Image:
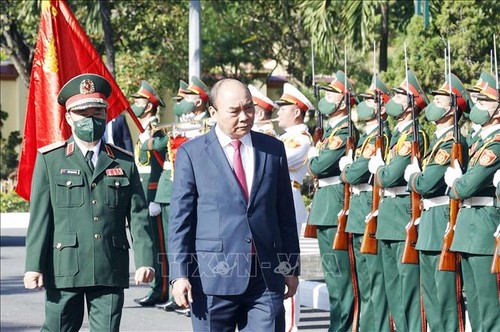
[156,300,183,311]
[134,295,164,307]
[175,308,191,317]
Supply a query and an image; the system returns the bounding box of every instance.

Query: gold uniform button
[91,183,97,189]
[94,234,101,239]
[66,180,72,186]
[93,217,99,222]
[56,243,62,249]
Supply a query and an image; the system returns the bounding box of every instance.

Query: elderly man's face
[211,81,255,139]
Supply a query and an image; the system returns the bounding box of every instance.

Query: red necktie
[230,140,249,200]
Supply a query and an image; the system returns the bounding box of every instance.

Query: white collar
[395,120,412,133]
[328,115,348,128]
[73,136,101,160]
[285,123,308,133]
[215,125,253,148]
[480,124,500,140]
[364,123,378,135]
[435,125,453,139]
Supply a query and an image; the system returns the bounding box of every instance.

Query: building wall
[0,63,27,138]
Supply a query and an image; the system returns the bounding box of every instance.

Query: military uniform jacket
[308,116,359,226]
[342,123,390,234]
[450,125,500,255]
[375,121,428,240]
[25,138,154,289]
[136,117,168,202]
[408,127,468,251]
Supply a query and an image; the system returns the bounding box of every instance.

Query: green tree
[0,107,22,179]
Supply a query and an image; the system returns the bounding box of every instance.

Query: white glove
[404,156,421,182]
[493,170,500,188]
[444,159,462,187]
[339,150,354,172]
[139,131,151,144]
[368,149,385,174]
[494,224,500,238]
[148,202,161,217]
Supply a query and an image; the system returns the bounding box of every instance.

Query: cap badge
[80,79,95,95]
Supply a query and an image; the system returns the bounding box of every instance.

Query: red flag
[16,0,130,201]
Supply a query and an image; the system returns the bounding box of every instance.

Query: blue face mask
[73,116,106,142]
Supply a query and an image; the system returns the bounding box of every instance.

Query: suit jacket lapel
[248,132,266,206]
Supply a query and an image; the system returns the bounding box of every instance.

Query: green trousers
[460,253,500,332]
[351,234,374,331]
[317,226,357,332]
[43,286,124,332]
[362,236,391,332]
[380,240,424,332]
[419,251,465,332]
[147,211,169,301]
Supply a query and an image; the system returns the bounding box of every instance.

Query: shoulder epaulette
[38,141,66,154]
[444,131,454,141]
[339,123,349,129]
[494,134,500,142]
[107,143,133,157]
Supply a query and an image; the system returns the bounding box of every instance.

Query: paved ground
[0,214,329,331]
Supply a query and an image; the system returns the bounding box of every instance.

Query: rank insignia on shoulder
[328,136,343,150]
[479,149,497,166]
[38,141,65,154]
[434,149,450,165]
[60,169,81,175]
[106,168,124,176]
[363,143,376,158]
[284,138,300,148]
[398,141,412,156]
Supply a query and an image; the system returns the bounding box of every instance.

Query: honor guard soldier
[444,82,500,331]
[175,76,211,138]
[308,70,360,332]
[155,80,191,314]
[249,84,278,136]
[404,74,470,331]
[368,70,429,332]
[339,77,392,332]
[465,72,497,148]
[23,73,155,331]
[276,83,314,332]
[131,80,170,307]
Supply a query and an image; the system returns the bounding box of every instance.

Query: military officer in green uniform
[445,83,500,331]
[368,70,429,332]
[131,80,170,307]
[23,73,155,331]
[339,76,392,332]
[465,72,497,149]
[308,70,360,332]
[404,74,470,332]
[175,76,211,138]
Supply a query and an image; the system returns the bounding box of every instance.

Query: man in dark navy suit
[168,78,300,331]
[103,113,133,152]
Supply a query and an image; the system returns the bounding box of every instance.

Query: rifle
[304,41,319,239]
[491,34,499,273]
[439,42,460,271]
[361,42,383,254]
[333,48,353,250]
[401,43,420,264]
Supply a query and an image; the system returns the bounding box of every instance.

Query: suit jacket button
[94,234,101,239]
[56,243,62,249]
[245,237,252,243]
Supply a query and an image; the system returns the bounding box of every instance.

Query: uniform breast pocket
[54,175,85,208]
[53,233,79,277]
[104,177,130,208]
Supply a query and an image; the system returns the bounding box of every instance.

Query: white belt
[382,186,408,198]
[163,161,172,171]
[318,176,341,188]
[422,196,449,210]
[351,183,373,195]
[137,165,151,174]
[463,196,495,208]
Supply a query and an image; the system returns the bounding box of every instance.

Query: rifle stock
[333,137,354,250]
[402,140,421,264]
[438,142,461,271]
[492,236,500,273]
[360,136,383,254]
